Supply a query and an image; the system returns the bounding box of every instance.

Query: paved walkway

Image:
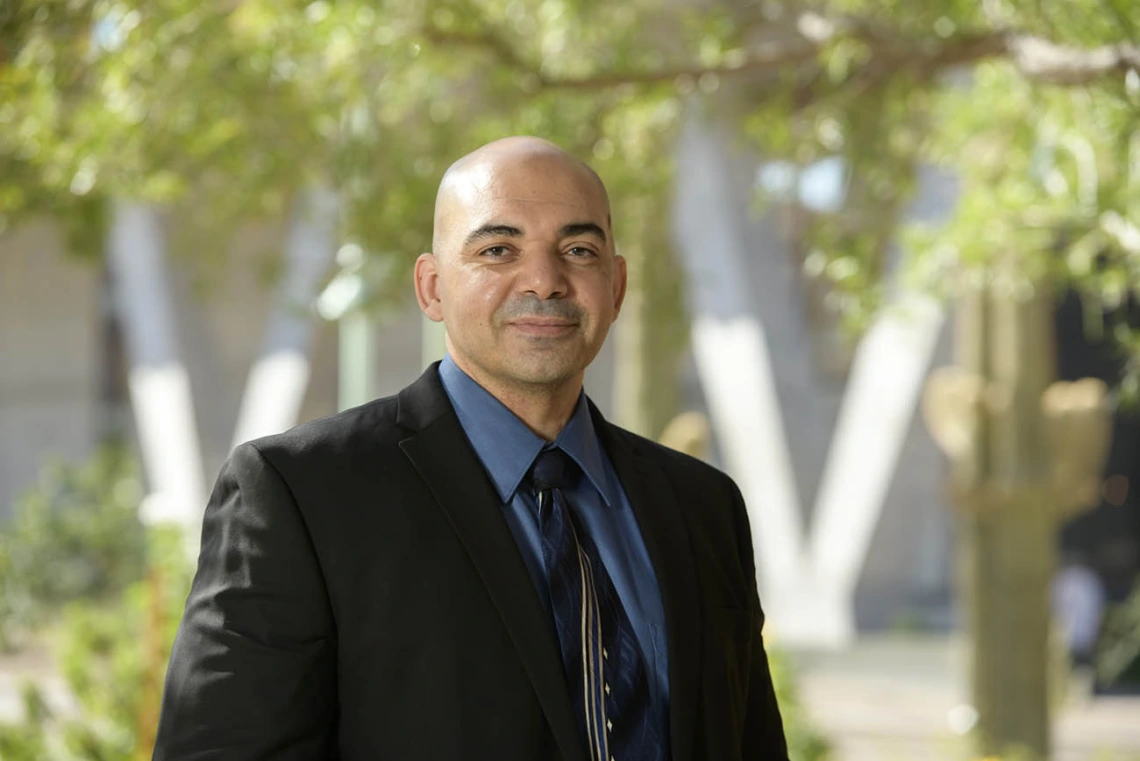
[793,636,1140,761]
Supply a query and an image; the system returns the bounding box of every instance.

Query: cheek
[578,275,619,321]
[445,271,509,326]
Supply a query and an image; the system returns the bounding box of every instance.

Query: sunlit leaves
[903,52,1140,315]
[2,0,696,283]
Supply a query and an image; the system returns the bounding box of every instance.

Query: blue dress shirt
[438,355,670,730]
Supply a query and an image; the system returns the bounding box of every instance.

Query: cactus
[923,279,1111,759]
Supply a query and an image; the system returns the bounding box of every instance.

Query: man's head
[415,136,626,399]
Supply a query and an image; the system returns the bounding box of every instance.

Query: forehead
[449,157,609,229]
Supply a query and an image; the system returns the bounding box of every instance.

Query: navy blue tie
[529,447,665,761]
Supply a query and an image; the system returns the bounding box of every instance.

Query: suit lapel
[594,408,702,761]
[397,366,587,761]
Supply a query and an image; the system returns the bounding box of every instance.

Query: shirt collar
[438,355,616,507]
[554,391,615,508]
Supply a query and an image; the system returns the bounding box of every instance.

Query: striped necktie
[529,447,665,761]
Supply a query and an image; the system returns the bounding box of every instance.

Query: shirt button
[607,719,613,732]
[603,647,608,660]
[604,682,611,695]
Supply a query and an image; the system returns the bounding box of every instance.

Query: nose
[519,248,568,300]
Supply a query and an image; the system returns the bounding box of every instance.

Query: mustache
[497,296,584,323]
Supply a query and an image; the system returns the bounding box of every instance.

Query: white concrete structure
[673,113,955,645]
[107,201,207,527]
[231,187,339,448]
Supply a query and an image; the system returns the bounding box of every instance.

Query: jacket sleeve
[153,442,337,761]
[730,481,791,761]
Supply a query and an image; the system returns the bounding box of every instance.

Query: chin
[504,358,582,388]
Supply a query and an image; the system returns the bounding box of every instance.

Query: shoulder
[604,422,759,607]
[235,394,405,474]
[604,423,742,504]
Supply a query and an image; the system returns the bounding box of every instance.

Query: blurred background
[2,0,1140,759]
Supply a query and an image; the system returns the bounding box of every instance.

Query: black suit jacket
[154,363,788,761]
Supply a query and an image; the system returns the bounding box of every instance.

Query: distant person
[1053,554,1105,665]
[153,137,788,760]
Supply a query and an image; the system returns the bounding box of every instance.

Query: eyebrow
[464,224,524,246]
[463,221,608,247]
[560,222,607,242]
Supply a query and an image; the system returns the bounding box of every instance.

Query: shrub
[0,444,147,650]
[0,526,190,761]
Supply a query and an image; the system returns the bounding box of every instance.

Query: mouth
[508,319,578,337]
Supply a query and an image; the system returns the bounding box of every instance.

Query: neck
[448,355,582,442]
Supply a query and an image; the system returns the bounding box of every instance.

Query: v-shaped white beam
[231,187,339,449]
[673,114,948,646]
[108,194,337,531]
[108,200,207,529]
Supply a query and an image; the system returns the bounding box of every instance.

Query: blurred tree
[3,0,1139,756]
[5,0,1135,315]
[2,0,1136,419]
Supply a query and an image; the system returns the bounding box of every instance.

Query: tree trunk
[612,196,686,440]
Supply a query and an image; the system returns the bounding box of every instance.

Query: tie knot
[529,447,575,492]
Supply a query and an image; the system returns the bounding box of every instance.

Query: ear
[414,253,444,322]
[611,253,628,316]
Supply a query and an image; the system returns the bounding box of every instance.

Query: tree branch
[1009,36,1140,85]
[422,25,534,75]
[423,12,1139,93]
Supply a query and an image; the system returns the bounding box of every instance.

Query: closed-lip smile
[509,318,577,336]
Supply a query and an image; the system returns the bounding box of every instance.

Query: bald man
[154,137,788,761]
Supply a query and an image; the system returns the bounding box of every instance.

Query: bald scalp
[431,136,611,257]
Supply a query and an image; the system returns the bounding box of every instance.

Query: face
[415,154,626,395]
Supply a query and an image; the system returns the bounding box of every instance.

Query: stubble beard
[505,346,584,389]
[489,296,596,391]
[483,323,588,389]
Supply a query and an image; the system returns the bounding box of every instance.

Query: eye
[479,245,511,258]
[566,246,598,259]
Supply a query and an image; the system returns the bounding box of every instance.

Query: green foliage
[0,683,50,761]
[0,441,192,760]
[1,0,687,276]
[739,5,1138,335]
[0,443,147,650]
[0,526,192,761]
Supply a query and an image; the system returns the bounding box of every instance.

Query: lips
[509,320,577,337]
